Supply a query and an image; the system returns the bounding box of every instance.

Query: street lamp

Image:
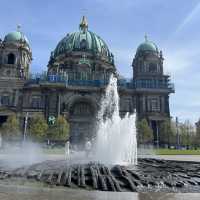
[176,117,179,149]
[23,112,29,142]
[156,121,159,149]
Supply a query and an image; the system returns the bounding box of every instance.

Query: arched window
[1,95,10,106]
[31,96,41,108]
[147,97,160,112]
[101,46,107,56]
[6,70,11,76]
[71,102,93,116]
[149,63,157,73]
[80,39,87,49]
[7,53,15,64]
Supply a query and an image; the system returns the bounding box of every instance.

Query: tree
[29,115,48,141]
[1,113,21,141]
[160,119,175,148]
[48,115,70,141]
[179,120,195,149]
[137,118,153,146]
[194,120,200,148]
[196,119,200,134]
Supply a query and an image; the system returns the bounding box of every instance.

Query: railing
[133,79,175,91]
[25,74,174,91]
[118,79,134,89]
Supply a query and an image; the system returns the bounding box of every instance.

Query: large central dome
[52,16,114,64]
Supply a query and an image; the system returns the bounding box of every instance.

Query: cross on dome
[17,24,21,32]
[144,34,148,42]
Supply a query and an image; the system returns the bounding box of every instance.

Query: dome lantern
[79,16,88,33]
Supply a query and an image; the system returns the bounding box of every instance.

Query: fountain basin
[1,158,200,192]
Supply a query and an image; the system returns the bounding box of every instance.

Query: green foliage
[194,122,200,147]
[1,113,20,140]
[196,121,200,136]
[137,118,153,145]
[29,115,48,141]
[179,123,188,146]
[48,115,69,141]
[155,148,200,155]
[160,119,175,147]
[179,120,195,148]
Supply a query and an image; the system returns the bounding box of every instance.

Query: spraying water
[93,74,137,165]
[0,141,45,169]
[0,74,137,168]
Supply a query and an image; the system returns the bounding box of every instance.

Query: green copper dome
[137,36,158,53]
[52,16,114,64]
[4,27,29,44]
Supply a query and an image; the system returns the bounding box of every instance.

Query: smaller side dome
[4,25,29,44]
[136,35,158,53]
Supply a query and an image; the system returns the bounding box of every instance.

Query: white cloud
[164,44,200,124]
[164,49,193,75]
[175,2,200,33]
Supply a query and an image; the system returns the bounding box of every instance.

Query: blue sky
[0,0,200,124]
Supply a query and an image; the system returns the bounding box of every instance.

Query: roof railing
[26,74,174,91]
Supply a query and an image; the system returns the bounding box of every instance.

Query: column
[57,92,61,116]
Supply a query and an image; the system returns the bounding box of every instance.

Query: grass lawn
[42,147,200,156]
[42,147,65,154]
[155,148,200,155]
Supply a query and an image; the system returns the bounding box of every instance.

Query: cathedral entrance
[68,100,96,149]
[151,120,159,147]
[0,115,7,127]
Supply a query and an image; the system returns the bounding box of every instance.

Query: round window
[6,70,11,76]
[149,63,157,73]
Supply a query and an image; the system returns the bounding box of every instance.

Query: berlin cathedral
[0,16,174,144]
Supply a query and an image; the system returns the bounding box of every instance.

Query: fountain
[61,74,137,166]
[0,75,200,192]
[93,74,137,165]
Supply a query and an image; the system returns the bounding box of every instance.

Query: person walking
[85,140,91,158]
[65,140,70,160]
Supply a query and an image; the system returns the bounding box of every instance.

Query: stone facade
[0,18,174,145]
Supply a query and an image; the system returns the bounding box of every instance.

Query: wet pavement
[141,155,200,162]
[0,184,200,200]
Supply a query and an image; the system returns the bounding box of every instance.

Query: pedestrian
[65,140,70,160]
[85,140,91,158]
[0,133,2,149]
